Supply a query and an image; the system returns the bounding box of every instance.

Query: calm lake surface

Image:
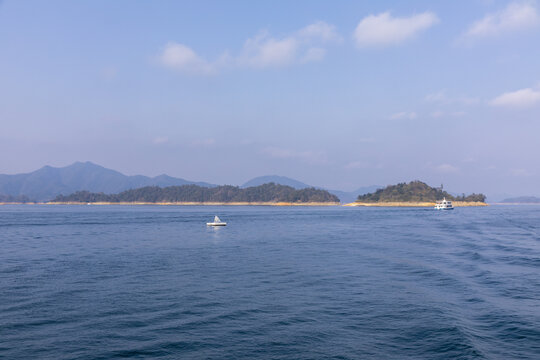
[1,205,539,359]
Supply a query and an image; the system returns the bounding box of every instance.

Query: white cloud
[238,33,298,68]
[430,111,444,118]
[158,21,340,74]
[435,164,459,173]
[464,1,540,39]
[262,147,327,164]
[425,91,447,102]
[353,11,439,47]
[301,47,326,63]
[390,111,417,120]
[490,87,540,107]
[238,22,340,68]
[157,42,216,75]
[297,21,342,43]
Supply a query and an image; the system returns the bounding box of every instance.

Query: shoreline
[1,201,491,207]
[44,201,341,206]
[344,201,488,207]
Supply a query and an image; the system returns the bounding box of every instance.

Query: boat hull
[207,222,227,226]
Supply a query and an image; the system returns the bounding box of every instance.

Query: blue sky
[1,0,540,199]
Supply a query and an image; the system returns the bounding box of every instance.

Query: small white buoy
[207,215,227,226]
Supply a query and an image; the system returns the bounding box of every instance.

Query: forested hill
[356,181,486,203]
[52,183,340,204]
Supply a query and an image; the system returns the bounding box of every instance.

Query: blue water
[1,205,539,359]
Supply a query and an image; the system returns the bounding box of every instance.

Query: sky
[1,0,540,199]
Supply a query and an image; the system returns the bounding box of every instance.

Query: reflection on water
[208,222,225,241]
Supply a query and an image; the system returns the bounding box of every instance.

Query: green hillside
[52,183,340,204]
[357,181,486,203]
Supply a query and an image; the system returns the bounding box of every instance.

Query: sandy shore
[343,201,488,207]
[4,201,488,207]
[46,201,341,206]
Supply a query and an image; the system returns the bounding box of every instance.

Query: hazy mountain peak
[242,175,311,189]
[500,196,540,203]
[0,162,215,201]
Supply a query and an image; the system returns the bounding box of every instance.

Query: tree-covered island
[350,181,486,206]
[51,183,340,205]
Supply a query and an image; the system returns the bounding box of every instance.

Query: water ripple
[0,205,539,359]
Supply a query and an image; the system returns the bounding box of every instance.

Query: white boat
[435,197,454,210]
[207,215,227,226]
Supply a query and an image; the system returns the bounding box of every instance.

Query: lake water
[1,205,539,359]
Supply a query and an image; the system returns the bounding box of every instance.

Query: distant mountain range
[500,196,540,203]
[0,162,379,203]
[242,175,380,203]
[0,162,215,201]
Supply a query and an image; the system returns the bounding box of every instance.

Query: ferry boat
[435,197,454,210]
[207,215,227,226]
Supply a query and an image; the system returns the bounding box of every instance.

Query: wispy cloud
[345,161,369,169]
[345,161,365,169]
[462,1,540,40]
[238,33,298,68]
[238,21,341,68]
[490,87,540,107]
[191,138,216,147]
[100,66,117,80]
[297,21,343,43]
[262,147,327,164]
[345,161,383,170]
[435,163,459,173]
[430,110,467,118]
[390,111,417,120]
[157,42,217,75]
[157,21,340,74]
[430,111,444,118]
[425,90,479,105]
[153,136,169,144]
[462,157,477,163]
[510,168,531,176]
[353,11,439,47]
[300,47,326,63]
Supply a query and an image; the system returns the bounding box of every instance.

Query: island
[49,183,341,206]
[499,196,540,204]
[344,181,487,207]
